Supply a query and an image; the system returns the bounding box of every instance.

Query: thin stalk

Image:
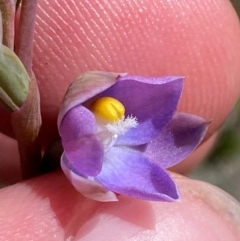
[0,0,15,49]
[15,0,37,74]
[13,0,41,179]
[11,74,41,179]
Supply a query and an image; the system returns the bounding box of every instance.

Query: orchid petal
[59,104,96,142]
[144,113,209,168]
[61,154,118,202]
[97,147,179,201]
[58,72,125,126]
[59,104,104,176]
[58,71,209,203]
[115,119,157,146]
[101,76,184,145]
[63,134,104,176]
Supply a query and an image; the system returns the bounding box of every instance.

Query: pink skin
[33,0,240,138]
[0,0,240,239]
[32,0,240,172]
[0,172,240,240]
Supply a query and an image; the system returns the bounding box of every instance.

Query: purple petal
[97,147,179,201]
[59,104,96,142]
[101,75,184,146]
[144,113,209,168]
[61,154,118,202]
[115,120,158,146]
[63,134,104,176]
[59,104,104,176]
[58,71,125,127]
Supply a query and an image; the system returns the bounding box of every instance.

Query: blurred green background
[231,0,240,15]
[189,101,240,201]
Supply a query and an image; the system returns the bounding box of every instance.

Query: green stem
[11,74,42,179]
[13,0,42,179]
[0,0,15,49]
[15,0,37,74]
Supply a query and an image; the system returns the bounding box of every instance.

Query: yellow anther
[90,97,125,122]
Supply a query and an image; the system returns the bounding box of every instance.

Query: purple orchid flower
[58,71,208,202]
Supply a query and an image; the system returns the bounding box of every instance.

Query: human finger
[0,171,239,240]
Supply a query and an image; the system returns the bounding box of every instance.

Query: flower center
[90,97,139,150]
[91,97,125,122]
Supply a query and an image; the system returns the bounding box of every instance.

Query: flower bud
[0,45,30,111]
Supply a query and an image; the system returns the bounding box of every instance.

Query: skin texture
[0,0,240,239]
[0,172,240,241]
[33,0,240,138]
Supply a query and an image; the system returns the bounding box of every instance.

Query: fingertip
[0,172,239,240]
[33,0,240,142]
